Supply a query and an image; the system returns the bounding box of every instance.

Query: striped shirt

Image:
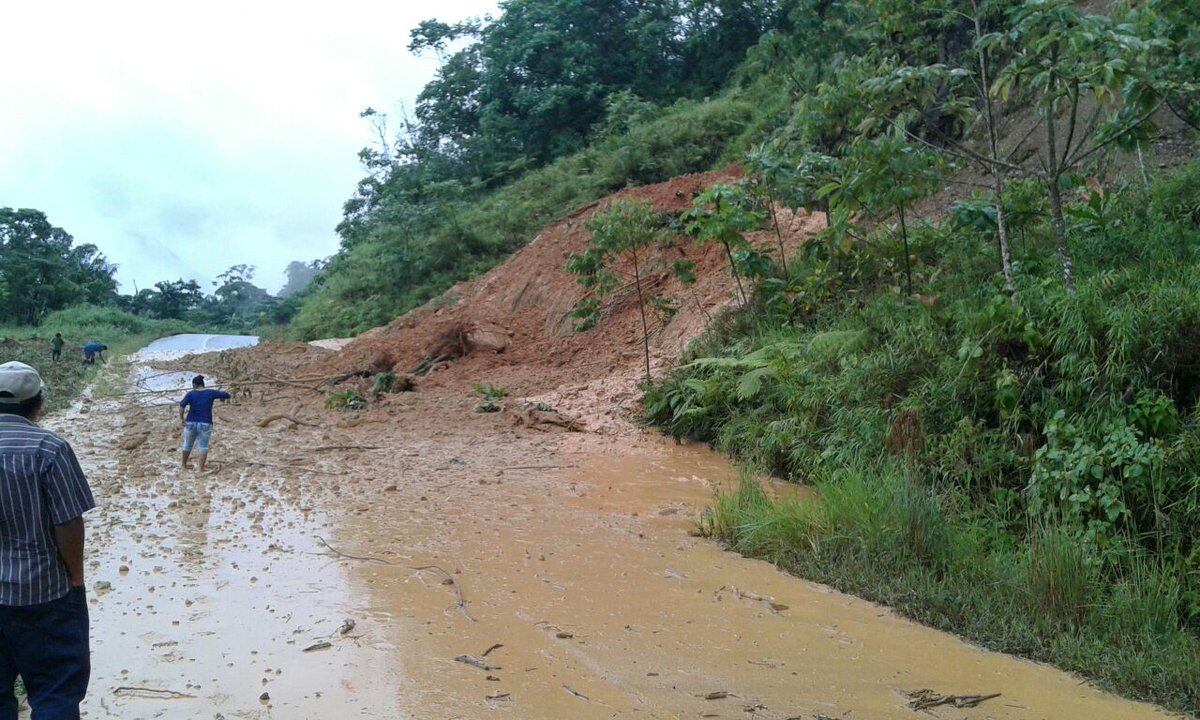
[0,414,95,606]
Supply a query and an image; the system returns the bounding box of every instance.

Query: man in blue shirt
[179,375,231,472]
[0,361,95,720]
[80,343,106,366]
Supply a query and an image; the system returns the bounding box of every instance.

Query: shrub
[325,390,366,411]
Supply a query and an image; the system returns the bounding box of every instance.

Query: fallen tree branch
[257,414,320,428]
[906,689,1001,710]
[313,445,384,452]
[412,564,476,622]
[315,535,395,565]
[113,686,195,700]
[245,460,345,476]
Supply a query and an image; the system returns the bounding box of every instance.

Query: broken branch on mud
[257,413,320,428]
[313,444,384,452]
[113,686,196,700]
[411,564,476,622]
[562,685,590,702]
[454,654,499,671]
[906,689,1001,710]
[714,585,789,613]
[315,535,395,565]
[245,460,346,476]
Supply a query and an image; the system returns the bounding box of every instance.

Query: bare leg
[197,451,208,473]
[181,450,191,469]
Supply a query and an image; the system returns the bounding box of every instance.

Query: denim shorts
[181,422,213,453]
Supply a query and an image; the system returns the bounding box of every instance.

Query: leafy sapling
[567,200,666,384]
[682,183,770,306]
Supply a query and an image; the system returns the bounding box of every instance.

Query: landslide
[308,168,824,432]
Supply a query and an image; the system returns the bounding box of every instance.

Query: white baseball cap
[0,362,45,405]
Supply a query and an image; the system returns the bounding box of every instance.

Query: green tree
[823,135,944,296]
[567,200,665,383]
[990,0,1164,294]
[0,208,117,324]
[682,183,770,305]
[144,279,204,320]
[859,0,1020,297]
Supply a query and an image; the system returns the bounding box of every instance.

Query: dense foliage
[647,164,1200,711]
[405,0,793,179]
[294,1,801,338]
[0,208,118,324]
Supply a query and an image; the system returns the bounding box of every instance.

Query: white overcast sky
[0,1,496,293]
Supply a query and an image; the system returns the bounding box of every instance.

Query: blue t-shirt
[180,389,231,424]
[83,342,104,354]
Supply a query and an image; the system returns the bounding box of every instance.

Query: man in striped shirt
[0,362,95,720]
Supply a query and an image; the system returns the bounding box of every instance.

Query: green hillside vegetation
[300,0,1197,708]
[627,0,1199,711]
[292,0,801,338]
[647,163,1200,710]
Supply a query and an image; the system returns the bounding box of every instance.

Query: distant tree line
[0,207,322,330]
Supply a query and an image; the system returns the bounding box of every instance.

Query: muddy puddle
[33,346,1176,719]
[333,438,1172,720]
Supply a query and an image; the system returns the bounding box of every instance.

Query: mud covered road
[41,348,1173,720]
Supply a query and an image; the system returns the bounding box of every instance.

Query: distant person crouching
[179,375,231,472]
[81,343,106,366]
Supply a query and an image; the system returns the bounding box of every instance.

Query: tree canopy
[0,208,118,324]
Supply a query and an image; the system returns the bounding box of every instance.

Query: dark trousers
[0,587,90,720]
[50,350,61,362]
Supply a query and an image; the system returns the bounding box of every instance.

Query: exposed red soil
[313,168,825,432]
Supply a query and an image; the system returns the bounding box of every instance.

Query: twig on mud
[313,445,384,452]
[113,686,195,700]
[412,354,450,377]
[411,564,476,622]
[714,585,789,613]
[245,460,345,476]
[257,414,320,428]
[481,643,504,657]
[906,690,1001,710]
[455,654,499,671]
[562,685,590,702]
[502,464,575,471]
[315,535,395,565]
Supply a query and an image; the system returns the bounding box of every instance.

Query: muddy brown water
[35,352,1174,719]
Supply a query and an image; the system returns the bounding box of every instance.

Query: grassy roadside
[0,306,193,413]
[646,164,1200,714]
[706,478,1199,713]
